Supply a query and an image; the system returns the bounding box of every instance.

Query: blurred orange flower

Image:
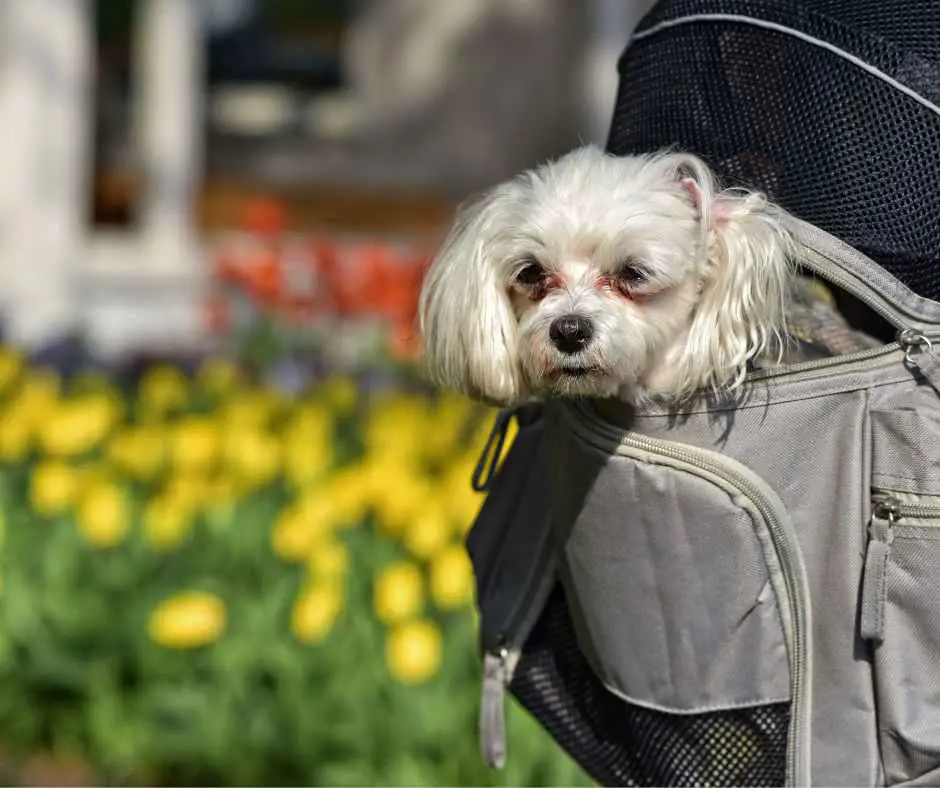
[243,248,282,304]
[243,197,287,237]
[213,252,241,286]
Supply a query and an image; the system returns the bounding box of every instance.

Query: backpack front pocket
[861,489,940,786]
[544,402,813,787]
[866,403,940,784]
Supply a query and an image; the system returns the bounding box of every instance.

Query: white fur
[418,145,795,406]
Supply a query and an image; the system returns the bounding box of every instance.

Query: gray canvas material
[466,216,940,787]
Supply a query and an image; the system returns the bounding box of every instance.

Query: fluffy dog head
[418,145,794,406]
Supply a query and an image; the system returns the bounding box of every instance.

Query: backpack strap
[465,404,558,768]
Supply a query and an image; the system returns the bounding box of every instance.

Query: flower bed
[205,198,432,378]
[0,348,590,786]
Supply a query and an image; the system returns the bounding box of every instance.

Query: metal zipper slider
[898,328,940,394]
[860,498,899,642]
[480,644,512,768]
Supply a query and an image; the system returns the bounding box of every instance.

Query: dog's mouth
[551,365,602,379]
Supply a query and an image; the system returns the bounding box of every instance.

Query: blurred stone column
[582,0,657,145]
[133,0,204,273]
[0,0,92,349]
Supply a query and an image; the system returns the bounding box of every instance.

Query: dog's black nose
[549,314,594,354]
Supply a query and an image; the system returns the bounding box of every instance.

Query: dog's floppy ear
[674,156,794,393]
[418,185,523,405]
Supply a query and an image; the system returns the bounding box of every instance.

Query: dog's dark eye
[616,260,650,287]
[514,260,545,286]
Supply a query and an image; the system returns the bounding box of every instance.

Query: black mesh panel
[606,0,940,299]
[510,586,790,787]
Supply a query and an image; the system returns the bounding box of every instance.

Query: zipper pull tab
[480,646,511,768]
[898,329,940,394]
[860,499,899,642]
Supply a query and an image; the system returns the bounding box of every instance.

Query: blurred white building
[0,0,205,358]
[0,0,652,359]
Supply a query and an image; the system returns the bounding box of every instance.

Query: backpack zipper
[562,402,813,788]
[861,493,940,642]
[872,493,940,523]
[746,221,940,387]
[751,328,940,392]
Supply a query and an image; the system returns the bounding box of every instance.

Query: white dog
[419,145,799,407]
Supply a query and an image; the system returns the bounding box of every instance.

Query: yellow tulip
[421,425,462,463]
[320,375,359,413]
[285,403,333,441]
[76,461,114,490]
[223,427,281,487]
[76,482,130,549]
[362,395,431,457]
[37,396,120,458]
[421,395,478,462]
[443,453,478,489]
[281,432,333,490]
[402,500,453,561]
[0,373,61,460]
[306,538,349,582]
[170,416,219,473]
[270,496,333,563]
[386,620,443,684]
[17,369,61,411]
[5,372,60,435]
[372,469,434,537]
[30,460,81,516]
[162,473,209,512]
[142,495,192,550]
[138,365,189,416]
[0,412,33,462]
[148,591,226,649]
[107,425,166,480]
[221,390,283,429]
[429,545,476,611]
[363,424,422,465]
[439,463,484,531]
[0,347,23,392]
[373,561,424,625]
[323,466,375,527]
[195,358,243,396]
[291,584,342,644]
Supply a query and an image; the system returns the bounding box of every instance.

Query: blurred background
[0,0,653,784]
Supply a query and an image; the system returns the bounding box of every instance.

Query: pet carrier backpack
[463,1,940,786]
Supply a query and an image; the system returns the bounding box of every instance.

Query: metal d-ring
[899,328,933,367]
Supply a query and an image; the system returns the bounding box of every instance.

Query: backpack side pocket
[865,399,940,785]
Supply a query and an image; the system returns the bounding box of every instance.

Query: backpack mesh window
[510,585,790,787]
[606,0,940,299]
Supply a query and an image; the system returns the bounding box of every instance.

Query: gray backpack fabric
[466,216,940,787]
